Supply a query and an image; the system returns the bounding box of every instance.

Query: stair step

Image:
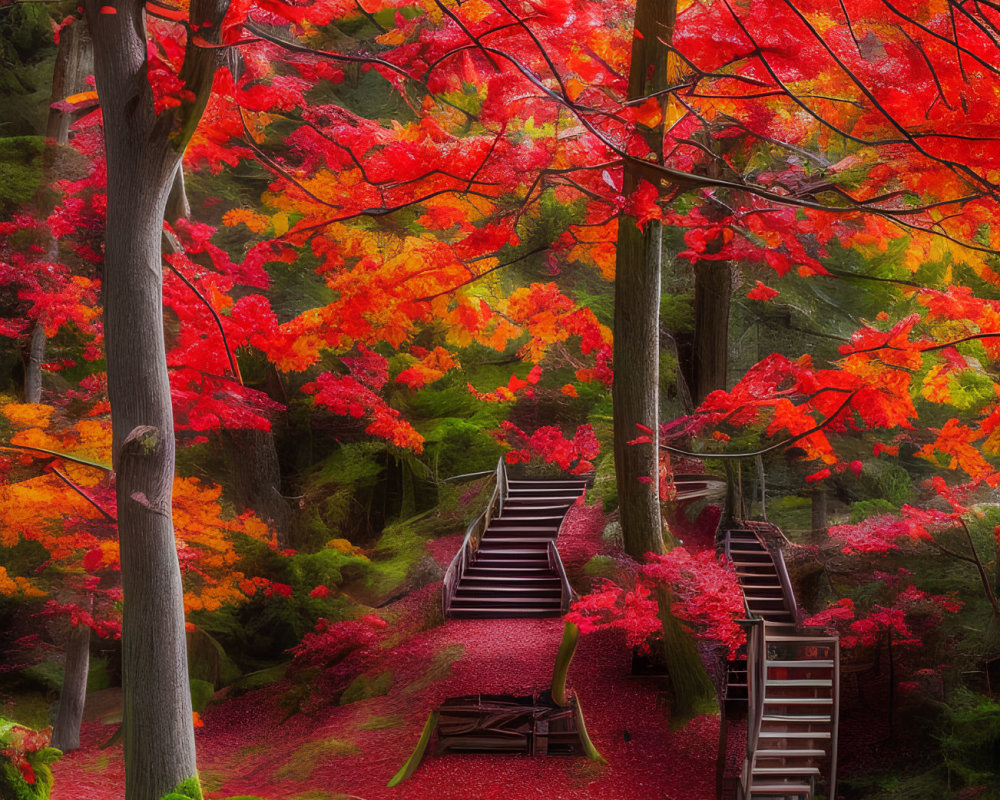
[748,782,811,796]
[766,679,833,688]
[451,598,561,608]
[479,538,552,546]
[507,480,588,487]
[449,607,562,618]
[763,697,833,706]
[756,748,826,758]
[767,660,834,669]
[759,730,831,739]
[462,575,560,583]
[753,766,821,776]
[455,585,561,595]
[762,714,832,725]
[466,565,553,574]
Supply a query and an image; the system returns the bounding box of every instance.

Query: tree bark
[46,19,94,145]
[613,0,676,561]
[223,428,291,548]
[23,323,45,403]
[691,260,731,405]
[83,0,227,796]
[51,609,92,752]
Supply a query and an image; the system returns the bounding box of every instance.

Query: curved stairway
[722,521,839,800]
[448,477,588,619]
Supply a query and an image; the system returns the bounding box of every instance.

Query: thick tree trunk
[691,261,731,405]
[84,0,227,795]
[51,612,91,752]
[614,216,664,560]
[223,428,291,547]
[23,323,45,403]
[613,0,677,561]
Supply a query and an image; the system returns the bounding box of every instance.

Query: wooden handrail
[739,617,766,800]
[547,540,575,614]
[771,542,803,625]
[441,457,507,618]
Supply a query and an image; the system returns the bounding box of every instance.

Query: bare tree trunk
[692,261,731,405]
[84,0,227,796]
[23,323,45,403]
[51,606,91,752]
[46,20,94,145]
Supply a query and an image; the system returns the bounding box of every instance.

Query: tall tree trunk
[691,260,731,405]
[614,0,719,722]
[613,0,676,561]
[614,215,664,560]
[23,323,45,403]
[51,605,92,753]
[46,19,94,145]
[84,1,227,796]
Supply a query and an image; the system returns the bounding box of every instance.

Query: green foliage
[940,689,1000,794]
[0,6,54,137]
[339,670,392,705]
[588,449,617,511]
[0,137,44,214]
[849,498,898,523]
[765,494,812,538]
[0,719,60,800]
[158,776,204,800]
[189,679,215,714]
[19,661,63,695]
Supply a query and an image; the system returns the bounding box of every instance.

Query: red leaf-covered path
[52,501,719,800]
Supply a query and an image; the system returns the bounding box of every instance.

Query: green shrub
[940,689,1000,795]
[0,719,60,800]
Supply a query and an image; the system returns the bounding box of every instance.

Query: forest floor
[49,498,722,800]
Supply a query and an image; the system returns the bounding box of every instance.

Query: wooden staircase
[722,521,839,800]
[447,476,588,619]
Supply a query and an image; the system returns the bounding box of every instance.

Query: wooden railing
[738,617,766,800]
[441,458,508,617]
[547,540,575,613]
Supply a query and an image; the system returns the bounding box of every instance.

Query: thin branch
[51,467,117,522]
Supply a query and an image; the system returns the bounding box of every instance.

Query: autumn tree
[77,0,233,794]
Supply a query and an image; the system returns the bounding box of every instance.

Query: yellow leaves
[920,418,993,479]
[921,364,953,404]
[327,538,369,560]
[0,566,43,599]
[2,403,54,430]
[222,208,271,234]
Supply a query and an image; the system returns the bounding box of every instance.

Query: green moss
[274,738,360,780]
[848,498,897,523]
[402,644,464,695]
[158,776,203,800]
[358,714,403,730]
[232,663,288,693]
[339,670,393,705]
